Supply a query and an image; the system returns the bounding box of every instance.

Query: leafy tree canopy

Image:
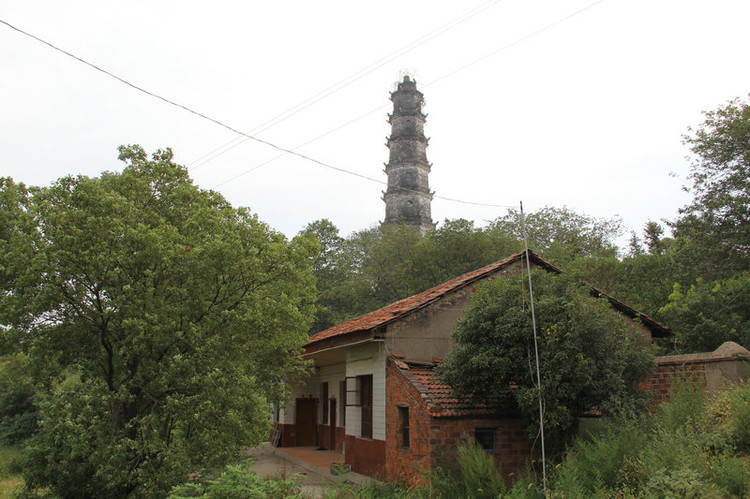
[659,273,750,352]
[439,270,653,451]
[488,206,622,266]
[0,145,317,497]
[675,96,750,277]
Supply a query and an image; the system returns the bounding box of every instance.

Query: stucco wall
[384,260,525,362]
[345,342,387,441]
[279,373,320,425]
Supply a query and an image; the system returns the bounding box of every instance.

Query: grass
[0,445,23,499]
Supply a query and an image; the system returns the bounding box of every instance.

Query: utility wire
[0,0,603,210]
[207,0,606,198]
[430,0,605,85]
[520,201,548,493]
[187,0,503,170]
[0,17,514,209]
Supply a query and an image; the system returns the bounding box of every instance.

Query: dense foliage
[0,146,317,496]
[1,94,748,496]
[439,270,653,451]
[334,382,750,498]
[301,208,620,334]
[0,354,37,445]
[168,460,304,498]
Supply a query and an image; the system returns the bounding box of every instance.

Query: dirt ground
[242,444,354,498]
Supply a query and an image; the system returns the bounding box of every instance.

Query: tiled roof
[304,249,670,352]
[306,250,550,349]
[394,359,513,418]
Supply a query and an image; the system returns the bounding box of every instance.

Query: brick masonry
[344,435,386,478]
[641,343,749,409]
[280,343,747,486]
[640,362,707,408]
[385,361,534,486]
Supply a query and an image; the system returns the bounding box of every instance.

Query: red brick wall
[385,361,535,486]
[386,361,434,484]
[640,361,707,408]
[344,435,386,477]
[277,423,296,447]
[317,424,330,448]
[335,427,345,453]
[315,425,345,452]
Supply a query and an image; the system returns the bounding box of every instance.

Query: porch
[275,445,345,473]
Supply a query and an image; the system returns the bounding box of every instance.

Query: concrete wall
[641,342,750,407]
[345,342,387,440]
[384,261,525,362]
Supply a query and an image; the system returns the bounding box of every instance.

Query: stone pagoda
[382,76,435,233]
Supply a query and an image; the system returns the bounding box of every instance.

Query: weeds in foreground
[170,382,750,498]
[168,459,304,498]
[0,445,23,499]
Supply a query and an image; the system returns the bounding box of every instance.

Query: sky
[2,0,749,250]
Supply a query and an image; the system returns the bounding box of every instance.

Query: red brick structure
[642,342,750,408]
[276,249,673,485]
[385,359,533,485]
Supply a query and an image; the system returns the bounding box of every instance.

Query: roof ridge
[306,250,533,348]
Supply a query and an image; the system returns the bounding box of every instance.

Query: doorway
[295,398,317,446]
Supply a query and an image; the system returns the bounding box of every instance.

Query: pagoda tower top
[382,76,434,233]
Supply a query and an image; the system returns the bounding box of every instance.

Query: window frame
[474,427,496,452]
[398,406,410,449]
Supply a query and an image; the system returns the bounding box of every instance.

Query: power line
[208,0,606,197]
[1,0,604,211]
[187,0,503,171]
[429,0,606,86]
[0,17,514,209]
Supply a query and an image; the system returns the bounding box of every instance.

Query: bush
[546,381,750,497]
[0,354,38,446]
[169,460,303,499]
[456,441,506,499]
[552,421,648,495]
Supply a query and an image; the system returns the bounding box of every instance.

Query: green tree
[488,206,622,266]
[412,218,517,291]
[297,219,391,334]
[675,96,750,277]
[659,273,750,352]
[439,270,653,451]
[0,353,38,445]
[1,146,317,497]
[355,224,424,307]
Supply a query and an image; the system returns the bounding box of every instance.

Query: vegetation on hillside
[0,95,748,496]
[0,146,318,496]
[439,270,653,452]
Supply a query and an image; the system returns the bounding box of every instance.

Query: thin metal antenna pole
[520,201,547,492]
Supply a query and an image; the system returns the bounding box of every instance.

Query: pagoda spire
[382,75,435,234]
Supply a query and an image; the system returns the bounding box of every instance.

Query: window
[474,428,496,452]
[360,375,373,439]
[345,376,360,406]
[398,406,410,449]
[320,382,329,425]
[345,375,373,439]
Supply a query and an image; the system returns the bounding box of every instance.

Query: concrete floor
[242,443,374,498]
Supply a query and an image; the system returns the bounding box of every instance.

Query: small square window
[475,428,496,452]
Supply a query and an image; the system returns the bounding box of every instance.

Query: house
[275,249,671,483]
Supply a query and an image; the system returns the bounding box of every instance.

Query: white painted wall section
[344,341,386,440]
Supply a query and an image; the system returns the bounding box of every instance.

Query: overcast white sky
[2,1,749,249]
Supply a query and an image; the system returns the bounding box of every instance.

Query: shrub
[552,420,648,495]
[169,460,303,498]
[456,441,506,499]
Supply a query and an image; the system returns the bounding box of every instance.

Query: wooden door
[295,398,317,446]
